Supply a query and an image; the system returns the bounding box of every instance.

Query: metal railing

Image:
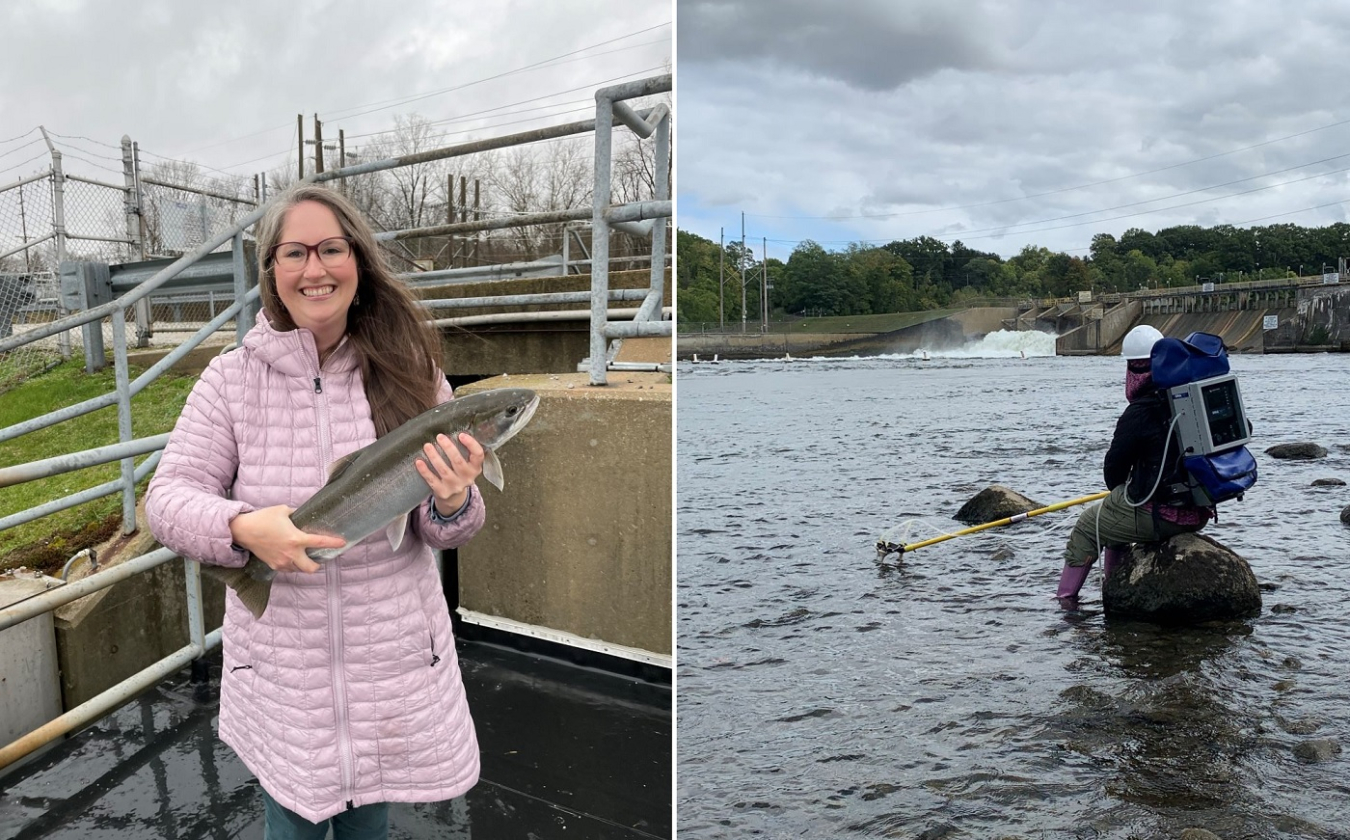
[588,77,672,384]
[0,74,672,772]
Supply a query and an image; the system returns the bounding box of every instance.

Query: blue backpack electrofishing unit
[1150,331,1257,506]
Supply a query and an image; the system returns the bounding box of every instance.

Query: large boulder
[954,485,1042,525]
[1103,532,1261,623]
[1266,442,1327,460]
[1341,505,1350,526]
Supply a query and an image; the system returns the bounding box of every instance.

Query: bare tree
[486,138,591,260]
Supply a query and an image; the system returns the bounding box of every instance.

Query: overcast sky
[1,0,670,190]
[678,0,1350,265]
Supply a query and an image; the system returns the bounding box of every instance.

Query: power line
[172,22,669,159]
[319,24,670,124]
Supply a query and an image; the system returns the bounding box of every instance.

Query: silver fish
[201,387,539,618]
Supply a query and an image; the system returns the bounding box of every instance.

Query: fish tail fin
[197,558,272,619]
[233,577,272,620]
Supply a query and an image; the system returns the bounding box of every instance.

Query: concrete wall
[430,268,671,377]
[1057,301,1141,355]
[948,307,1019,336]
[1267,284,1350,350]
[676,310,1013,360]
[0,577,63,769]
[53,528,226,708]
[455,373,671,656]
[1143,309,1284,353]
[677,332,858,360]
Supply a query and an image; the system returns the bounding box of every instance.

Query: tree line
[677,222,1350,325]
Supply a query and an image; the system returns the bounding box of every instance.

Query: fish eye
[506,406,518,416]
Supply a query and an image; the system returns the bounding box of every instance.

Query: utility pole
[718,227,724,330]
[297,114,304,180]
[450,172,461,266]
[761,236,768,333]
[741,211,747,334]
[313,115,324,173]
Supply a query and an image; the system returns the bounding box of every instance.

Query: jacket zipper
[310,346,356,811]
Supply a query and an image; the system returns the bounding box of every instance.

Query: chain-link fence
[0,99,671,388]
[0,172,61,390]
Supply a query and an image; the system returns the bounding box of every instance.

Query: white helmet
[1122,324,1164,360]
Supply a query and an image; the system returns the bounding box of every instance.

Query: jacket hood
[242,310,357,378]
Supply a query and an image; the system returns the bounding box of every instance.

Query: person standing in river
[147,184,488,838]
[1055,324,1212,607]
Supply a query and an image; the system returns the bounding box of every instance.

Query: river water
[675,331,1350,839]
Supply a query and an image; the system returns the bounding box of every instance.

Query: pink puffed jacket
[146,313,485,823]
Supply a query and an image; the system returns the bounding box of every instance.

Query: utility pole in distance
[718,227,725,330]
[741,211,747,335]
[761,236,768,333]
[313,115,324,173]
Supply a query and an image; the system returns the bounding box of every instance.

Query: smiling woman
[147,183,494,833]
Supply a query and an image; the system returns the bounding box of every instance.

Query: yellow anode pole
[876,490,1111,558]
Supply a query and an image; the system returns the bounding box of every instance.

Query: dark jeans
[261,788,389,840]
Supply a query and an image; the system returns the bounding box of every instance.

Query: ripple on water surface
[677,352,1350,839]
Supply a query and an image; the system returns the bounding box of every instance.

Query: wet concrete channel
[0,640,671,839]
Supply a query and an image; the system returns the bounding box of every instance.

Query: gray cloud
[679,0,1013,90]
[0,0,670,181]
[677,0,1350,259]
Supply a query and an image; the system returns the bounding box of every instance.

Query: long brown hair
[254,184,443,436]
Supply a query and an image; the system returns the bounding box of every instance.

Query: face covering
[1125,363,1152,402]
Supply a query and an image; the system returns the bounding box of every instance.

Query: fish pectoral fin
[385,515,408,552]
[481,448,504,490]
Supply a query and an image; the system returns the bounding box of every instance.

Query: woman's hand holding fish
[419,432,485,517]
[229,505,346,574]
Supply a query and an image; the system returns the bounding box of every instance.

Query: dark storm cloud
[678,0,1008,90]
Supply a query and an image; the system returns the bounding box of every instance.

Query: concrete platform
[0,640,671,839]
[456,373,672,659]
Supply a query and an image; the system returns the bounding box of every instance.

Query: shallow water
[676,341,1350,839]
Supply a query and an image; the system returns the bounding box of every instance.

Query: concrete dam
[677,279,1350,359]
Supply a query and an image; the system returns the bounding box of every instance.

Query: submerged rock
[1265,442,1327,460]
[1293,738,1342,763]
[953,485,1042,525]
[1103,532,1261,623]
[1341,505,1350,526]
[1311,478,1345,486]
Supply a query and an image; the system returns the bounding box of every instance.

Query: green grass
[0,359,198,574]
[0,347,65,393]
[763,310,958,334]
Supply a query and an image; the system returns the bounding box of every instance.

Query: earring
[353,292,361,306]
